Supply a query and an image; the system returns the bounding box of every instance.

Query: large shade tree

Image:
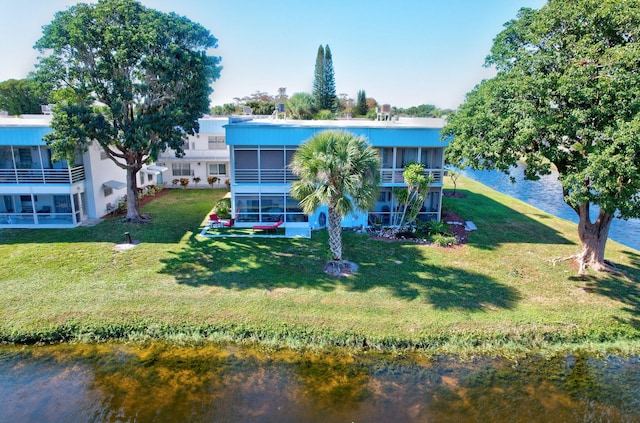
[443,0,640,273]
[290,130,379,269]
[0,78,49,116]
[34,0,221,222]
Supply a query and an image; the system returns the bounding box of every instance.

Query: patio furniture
[252,220,283,233]
[223,217,236,227]
[207,213,222,228]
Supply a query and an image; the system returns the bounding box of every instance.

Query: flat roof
[0,115,53,127]
[227,116,445,129]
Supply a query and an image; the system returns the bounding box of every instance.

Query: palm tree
[290,130,380,266]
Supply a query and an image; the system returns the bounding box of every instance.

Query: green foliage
[426,219,450,235]
[312,45,337,112]
[0,78,49,115]
[290,130,380,260]
[354,89,368,117]
[430,233,457,247]
[213,197,231,218]
[442,0,640,270]
[34,0,221,220]
[391,163,434,228]
[314,109,335,120]
[287,92,316,120]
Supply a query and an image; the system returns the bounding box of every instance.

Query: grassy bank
[1,179,639,356]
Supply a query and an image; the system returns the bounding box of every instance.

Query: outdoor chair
[252,219,283,233]
[223,217,236,227]
[207,213,221,228]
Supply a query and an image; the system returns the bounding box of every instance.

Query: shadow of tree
[160,231,521,312]
[570,253,640,329]
[442,190,574,250]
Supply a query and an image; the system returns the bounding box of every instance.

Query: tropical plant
[391,162,434,228]
[443,0,640,273]
[213,197,231,219]
[179,178,190,189]
[287,92,316,120]
[207,176,219,188]
[34,0,221,222]
[290,130,380,266]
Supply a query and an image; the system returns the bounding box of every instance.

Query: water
[1,343,639,423]
[458,165,640,252]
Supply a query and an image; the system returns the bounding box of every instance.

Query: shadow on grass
[442,190,574,250]
[573,251,640,329]
[159,231,521,311]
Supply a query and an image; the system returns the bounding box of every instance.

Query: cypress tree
[355,89,368,116]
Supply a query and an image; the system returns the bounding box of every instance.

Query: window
[103,186,113,196]
[148,173,153,183]
[208,163,227,175]
[171,163,192,177]
[100,150,109,160]
[208,135,226,149]
[139,172,145,185]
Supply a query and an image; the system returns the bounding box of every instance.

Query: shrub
[426,219,449,235]
[431,233,457,247]
[179,178,190,189]
[207,176,219,188]
[213,197,231,219]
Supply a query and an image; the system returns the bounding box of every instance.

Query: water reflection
[1,343,639,422]
[459,165,640,252]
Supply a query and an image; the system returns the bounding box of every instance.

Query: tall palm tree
[290,130,380,264]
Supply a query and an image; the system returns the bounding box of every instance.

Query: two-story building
[155,117,229,188]
[224,117,448,236]
[0,115,158,228]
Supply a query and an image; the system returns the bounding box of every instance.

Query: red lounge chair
[207,213,221,228]
[223,217,236,227]
[252,220,283,232]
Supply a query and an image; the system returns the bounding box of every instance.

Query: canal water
[1,343,639,423]
[458,165,640,252]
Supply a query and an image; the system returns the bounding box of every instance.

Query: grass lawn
[1,179,639,355]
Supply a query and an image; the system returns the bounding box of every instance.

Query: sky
[0,0,547,110]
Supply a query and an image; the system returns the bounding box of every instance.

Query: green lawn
[1,180,639,355]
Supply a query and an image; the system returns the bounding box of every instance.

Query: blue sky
[0,0,547,109]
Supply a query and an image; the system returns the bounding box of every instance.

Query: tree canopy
[34,0,221,221]
[0,78,49,115]
[312,45,337,113]
[443,0,640,272]
[290,130,379,266]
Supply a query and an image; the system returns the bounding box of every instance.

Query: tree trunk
[575,205,614,273]
[328,206,342,261]
[124,165,146,222]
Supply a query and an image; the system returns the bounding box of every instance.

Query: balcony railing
[235,169,297,184]
[380,168,444,184]
[0,166,85,184]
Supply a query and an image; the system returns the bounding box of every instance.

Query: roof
[226,116,446,129]
[225,117,449,148]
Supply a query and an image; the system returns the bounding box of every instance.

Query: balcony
[380,168,444,185]
[0,166,85,184]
